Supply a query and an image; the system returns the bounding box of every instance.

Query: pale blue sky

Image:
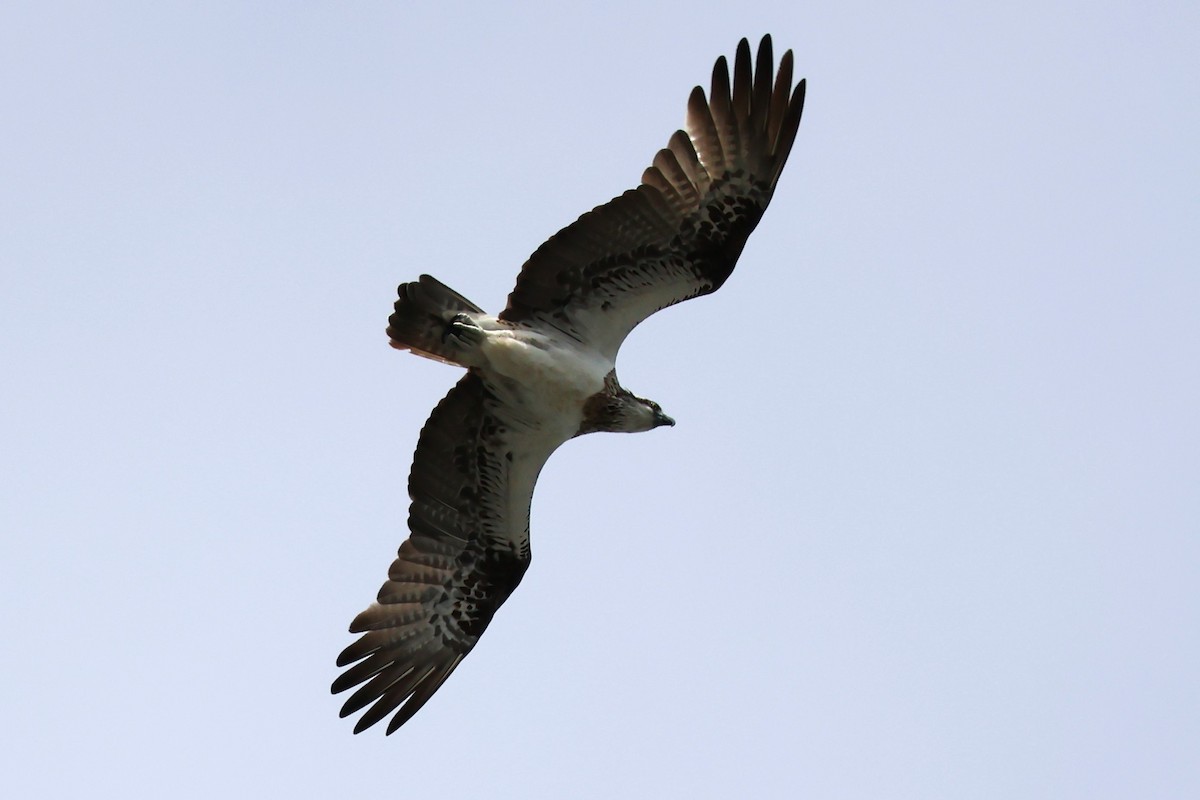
[2,2,1197,797]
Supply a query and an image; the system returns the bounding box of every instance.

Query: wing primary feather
[767,49,795,157]
[667,129,709,192]
[332,654,397,696]
[335,627,419,668]
[640,165,674,203]
[350,665,431,732]
[770,79,807,185]
[707,55,737,173]
[752,35,775,138]
[384,655,465,734]
[647,147,701,213]
[731,38,753,123]
[686,85,725,175]
[731,38,754,165]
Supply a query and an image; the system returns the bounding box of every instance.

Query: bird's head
[621,394,675,433]
[577,380,675,435]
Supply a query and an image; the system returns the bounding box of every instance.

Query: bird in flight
[333,35,806,734]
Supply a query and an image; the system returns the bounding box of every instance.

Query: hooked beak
[654,410,676,428]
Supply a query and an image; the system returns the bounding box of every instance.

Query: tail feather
[386,274,484,365]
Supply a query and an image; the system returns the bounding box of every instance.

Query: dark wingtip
[711,54,729,85]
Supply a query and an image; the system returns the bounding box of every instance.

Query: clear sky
[2,2,1197,797]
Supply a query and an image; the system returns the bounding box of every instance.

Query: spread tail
[386,275,484,366]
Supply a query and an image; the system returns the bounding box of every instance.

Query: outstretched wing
[332,373,558,733]
[501,35,806,360]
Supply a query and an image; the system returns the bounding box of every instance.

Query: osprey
[334,35,806,733]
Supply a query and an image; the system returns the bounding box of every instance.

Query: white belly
[478,327,611,436]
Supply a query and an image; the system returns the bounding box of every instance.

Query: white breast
[478,326,612,436]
